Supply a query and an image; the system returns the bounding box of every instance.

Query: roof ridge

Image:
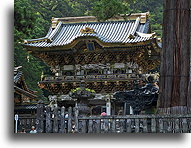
[61,19,135,26]
[52,12,150,27]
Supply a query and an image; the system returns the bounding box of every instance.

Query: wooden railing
[17,117,37,132]
[42,74,140,82]
[76,115,191,133]
[16,106,191,133]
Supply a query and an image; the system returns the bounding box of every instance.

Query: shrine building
[22,12,161,115]
[14,66,38,117]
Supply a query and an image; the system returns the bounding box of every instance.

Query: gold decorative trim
[24,37,160,53]
[128,34,135,39]
[51,17,59,29]
[80,27,96,34]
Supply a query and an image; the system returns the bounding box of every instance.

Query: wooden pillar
[112,102,116,115]
[125,103,131,115]
[158,0,190,114]
[106,100,111,115]
[123,102,131,115]
[130,106,133,115]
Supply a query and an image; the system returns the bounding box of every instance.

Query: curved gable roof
[23,13,158,50]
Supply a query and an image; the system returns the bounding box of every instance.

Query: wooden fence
[16,105,191,133]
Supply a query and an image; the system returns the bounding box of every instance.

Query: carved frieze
[39,79,136,95]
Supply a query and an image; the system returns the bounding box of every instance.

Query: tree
[130,0,163,36]
[158,0,190,114]
[92,0,132,21]
[14,0,47,99]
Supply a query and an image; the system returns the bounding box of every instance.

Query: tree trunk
[157,0,190,114]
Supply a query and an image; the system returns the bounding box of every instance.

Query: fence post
[142,118,148,133]
[163,119,168,133]
[120,119,125,133]
[53,107,59,133]
[88,119,93,133]
[81,119,87,133]
[103,119,109,133]
[68,107,73,133]
[135,118,140,133]
[151,118,156,133]
[167,118,172,133]
[159,119,164,133]
[36,100,44,133]
[126,119,132,133]
[26,118,30,131]
[45,106,52,133]
[182,118,188,133]
[60,106,65,133]
[174,118,180,133]
[111,118,116,133]
[95,119,101,133]
[74,107,79,133]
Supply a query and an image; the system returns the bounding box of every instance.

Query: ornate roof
[14,66,37,99]
[14,66,23,83]
[22,12,160,50]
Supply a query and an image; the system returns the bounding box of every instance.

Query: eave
[14,86,38,99]
[23,37,159,52]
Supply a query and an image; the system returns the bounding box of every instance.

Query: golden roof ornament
[128,34,135,39]
[80,27,95,34]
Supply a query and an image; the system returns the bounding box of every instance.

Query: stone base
[157,106,191,115]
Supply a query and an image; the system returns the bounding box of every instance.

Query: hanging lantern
[40,71,44,81]
[27,55,30,62]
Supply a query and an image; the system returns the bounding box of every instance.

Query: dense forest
[14,0,163,100]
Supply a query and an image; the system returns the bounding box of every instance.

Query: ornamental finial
[80,27,95,34]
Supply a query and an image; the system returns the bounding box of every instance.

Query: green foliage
[92,0,130,21]
[14,0,48,100]
[130,0,163,37]
[91,0,163,36]
[71,87,95,93]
